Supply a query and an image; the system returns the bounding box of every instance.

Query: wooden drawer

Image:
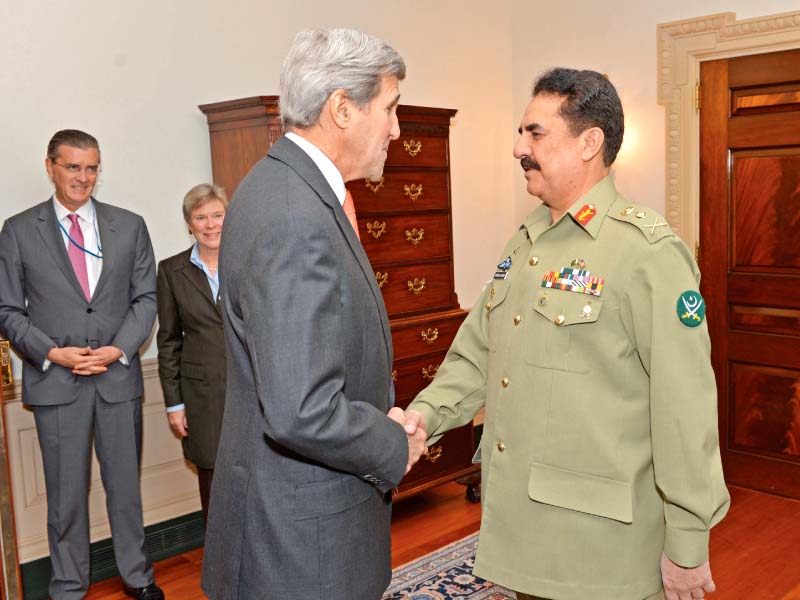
[358,214,451,263]
[374,261,454,317]
[392,352,447,399]
[386,134,448,167]
[351,170,449,213]
[391,309,466,361]
[397,425,474,488]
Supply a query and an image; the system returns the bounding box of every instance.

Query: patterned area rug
[383,533,516,599]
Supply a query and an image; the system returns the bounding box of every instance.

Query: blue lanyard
[58,210,104,259]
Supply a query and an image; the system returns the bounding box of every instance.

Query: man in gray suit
[0,130,163,600]
[201,29,426,600]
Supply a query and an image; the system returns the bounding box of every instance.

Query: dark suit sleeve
[0,220,58,367]
[156,260,183,407]
[238,203,408,489]
[110,216,157,360]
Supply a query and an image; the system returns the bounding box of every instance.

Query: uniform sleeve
[156,260,183,408]
[621,237,730,567]
[409,283,490,444]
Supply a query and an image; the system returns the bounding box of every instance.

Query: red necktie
[67,214,91,301]
[343,189,360,240]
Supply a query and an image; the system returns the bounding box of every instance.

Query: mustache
[521,157,541,171]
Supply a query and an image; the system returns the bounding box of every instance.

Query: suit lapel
[179,252,219,310]
[91,200,115,299]
[35,199,88,302]
[268,136,393,360]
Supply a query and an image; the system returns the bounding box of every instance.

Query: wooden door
[700,48,800,498]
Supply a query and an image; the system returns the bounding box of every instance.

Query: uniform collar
[520,175,618,242]
[564,175,617,239]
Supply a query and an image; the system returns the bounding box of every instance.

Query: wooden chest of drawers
[199,98,478,501]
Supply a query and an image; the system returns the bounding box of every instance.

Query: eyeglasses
[53,161,101,177]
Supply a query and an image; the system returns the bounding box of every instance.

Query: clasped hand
[387,407,428,474]
[47,345,123,375]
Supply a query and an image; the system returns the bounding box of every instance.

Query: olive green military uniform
[409,177,729,600]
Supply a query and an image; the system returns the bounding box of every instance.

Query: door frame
[656,10,800,252]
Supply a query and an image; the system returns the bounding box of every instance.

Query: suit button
[501,377,509,388]
[496,442,505,452]
[86,308,94,314]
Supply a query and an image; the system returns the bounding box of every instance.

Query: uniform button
[490,286,496,297]
[496,442,505,452]
[513,315,522,325]
[529,256,540,266]
[485,302,492,311]
[538,295,548,307]
[501,377,509,387]
[86,308,94,314]
[554,314,566,326]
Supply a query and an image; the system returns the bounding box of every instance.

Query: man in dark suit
[201,29,427,600]
[0,130,163,600]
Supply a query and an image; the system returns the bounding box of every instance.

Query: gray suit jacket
[0,198,157,405]
[201,136,408,600]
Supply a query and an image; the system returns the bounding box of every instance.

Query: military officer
[406,68,730,600]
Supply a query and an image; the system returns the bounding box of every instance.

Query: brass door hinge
[695,82,701,112]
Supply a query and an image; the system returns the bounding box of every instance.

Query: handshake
[387,407,428,475]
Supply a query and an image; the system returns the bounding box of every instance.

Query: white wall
[510,0,800,225]
[1,0,515,374]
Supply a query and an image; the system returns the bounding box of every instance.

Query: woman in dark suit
[156,183,227,525]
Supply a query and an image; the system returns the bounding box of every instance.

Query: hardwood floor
[83,484,799,599]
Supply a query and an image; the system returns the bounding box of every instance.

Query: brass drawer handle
[420,327,439,344]
[391,369,398,382]
[403,184,423,201]
[421,363,440,382]
[376,271,389,288]
[405,228,425,245]
[425,445,443,463]
[403,139,422,156]
[367,221,387,239]
[364,177,385,193]
[407,277,426,295]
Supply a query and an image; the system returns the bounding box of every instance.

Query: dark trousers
[197,467,214,527]
[33,392,153,600]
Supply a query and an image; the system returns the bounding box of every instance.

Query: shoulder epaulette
[608,198,675,244]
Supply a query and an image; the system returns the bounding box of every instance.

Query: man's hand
[47,346,106,375]
[387,407,428,474]
[71,346,123,375]
[661,553,716,600]
[168,409,189,438]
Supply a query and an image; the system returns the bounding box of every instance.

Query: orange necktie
[343,189,360,240]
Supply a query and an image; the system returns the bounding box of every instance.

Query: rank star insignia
[677,290,706,327]
[575,204,597,225]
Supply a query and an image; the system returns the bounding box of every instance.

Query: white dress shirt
[285,132,346,206]
[53,196,103,296]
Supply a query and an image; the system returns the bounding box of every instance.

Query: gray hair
[182,183,228,223]
[279,28,406,129]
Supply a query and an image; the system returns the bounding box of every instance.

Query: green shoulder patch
[677,290,706,327]
[608,199,674,244]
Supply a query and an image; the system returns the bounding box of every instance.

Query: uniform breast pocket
[486,280,511,353]
[526,290,603,373]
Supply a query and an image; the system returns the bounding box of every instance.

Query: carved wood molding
[657,10,800,249]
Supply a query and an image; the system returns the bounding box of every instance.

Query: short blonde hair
[182,183,228,223]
